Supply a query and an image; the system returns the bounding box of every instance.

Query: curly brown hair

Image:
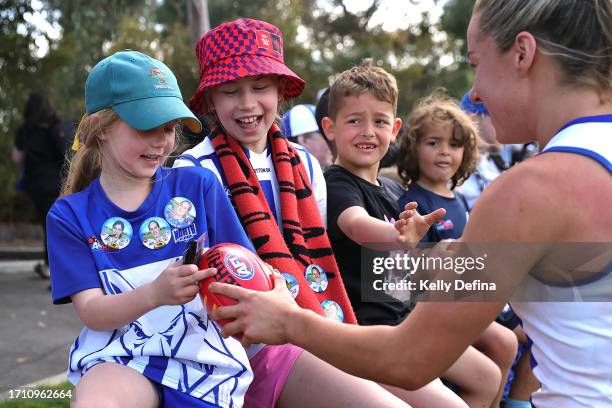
[397,91,479,190]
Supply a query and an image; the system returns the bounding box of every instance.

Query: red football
[198,243,274,327]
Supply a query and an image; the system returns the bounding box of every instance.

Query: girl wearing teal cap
[48,50,258,407]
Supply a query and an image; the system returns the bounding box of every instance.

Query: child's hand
[149,262,217,307]
[209,270,299,348]
[394,202,446,248]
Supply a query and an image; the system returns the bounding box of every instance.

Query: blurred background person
[281,104,333,169]
[458,90,537,209]
[456,90,507,209]
[12,91,74,279]
[315,88,337,162]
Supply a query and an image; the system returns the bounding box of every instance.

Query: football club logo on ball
[224,253,255,280]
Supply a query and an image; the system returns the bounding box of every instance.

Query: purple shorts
[244,344,304,408]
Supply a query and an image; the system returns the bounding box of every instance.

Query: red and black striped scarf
[210,124,357,324]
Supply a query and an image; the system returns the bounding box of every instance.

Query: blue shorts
[151,381,219,408]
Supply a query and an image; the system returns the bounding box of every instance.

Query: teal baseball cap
[85,49,201,133]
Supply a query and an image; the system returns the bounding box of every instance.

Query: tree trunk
[187,0,210,45]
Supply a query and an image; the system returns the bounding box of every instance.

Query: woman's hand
[209,271,301,347]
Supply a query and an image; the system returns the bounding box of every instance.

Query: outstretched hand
[394,201,446,247]
[209,271,300,348]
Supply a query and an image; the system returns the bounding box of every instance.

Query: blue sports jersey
[47,166,254,407]
[398,183,469,243]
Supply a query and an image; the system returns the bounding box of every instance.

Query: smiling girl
[174,17,429,408]
[397,93,519,407]
[48,50,257,407]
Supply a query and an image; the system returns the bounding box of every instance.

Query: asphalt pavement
[0,248,82,399]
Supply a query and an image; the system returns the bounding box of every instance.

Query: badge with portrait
[100,217,132,250]
[282,273,300,299]
[321,300,344,323]
[305,264,328,293]
[164,197,196,229]
[140,217,171,249]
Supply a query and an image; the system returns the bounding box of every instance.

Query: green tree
[436,0,476,98]
[300,1,456,116]
[43,0,149,118]
[0,0,477,222]
[0,0,149,221]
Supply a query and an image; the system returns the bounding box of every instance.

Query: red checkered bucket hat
[189,18,306,115]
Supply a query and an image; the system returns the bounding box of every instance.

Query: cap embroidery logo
[256,30,282,55]
[150,67,172,89]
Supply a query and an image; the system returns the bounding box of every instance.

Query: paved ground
[0,257,82,396]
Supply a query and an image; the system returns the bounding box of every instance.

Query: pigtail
[61,109,119,196]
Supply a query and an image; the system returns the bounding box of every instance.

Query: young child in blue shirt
[397,92,479,242]
[48,50,255,407]
[397,92,518,407]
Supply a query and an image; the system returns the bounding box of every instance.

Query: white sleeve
[288,141,328,227]
[309,154,327,227]
[172,158,193,168]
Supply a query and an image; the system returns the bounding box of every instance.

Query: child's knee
[492,326,519,368]
[74,363,158,408]
[72,394,121,408]
[477,358,502,399]
[479,323,519,368]
[452,353,501,402]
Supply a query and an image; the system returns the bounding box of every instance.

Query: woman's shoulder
[464,156,579,242]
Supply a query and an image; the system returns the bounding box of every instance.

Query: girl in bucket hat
[175,18,461,408]
[48,49,258,407]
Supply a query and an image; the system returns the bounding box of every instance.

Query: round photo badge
[164,197,196,229]
[282,273,300,299]
[100,217,132,250]
[140,217,171,249]
[305,264,328,293]
[321,300,344,323]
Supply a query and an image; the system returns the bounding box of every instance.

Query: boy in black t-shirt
[322,62,505,407]
[321,61,445,326]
